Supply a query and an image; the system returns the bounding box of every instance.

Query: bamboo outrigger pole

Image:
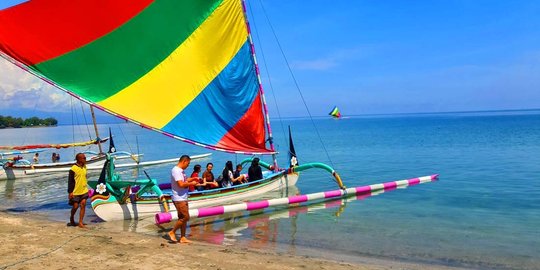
[155,174,439,224]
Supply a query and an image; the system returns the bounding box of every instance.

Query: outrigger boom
[155,174,438,223]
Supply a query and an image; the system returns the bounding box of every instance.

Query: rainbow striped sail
[329,106,342,119]
[0,0,272,154]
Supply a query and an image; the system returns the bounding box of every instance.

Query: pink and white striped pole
[155,174,438,224]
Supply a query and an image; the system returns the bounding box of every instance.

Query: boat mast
[89,105,103,154]
[241,0,278,171]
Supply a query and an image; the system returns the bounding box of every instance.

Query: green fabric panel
[33,0,223,102]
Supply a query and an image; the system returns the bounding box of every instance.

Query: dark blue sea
[1,110,539,269]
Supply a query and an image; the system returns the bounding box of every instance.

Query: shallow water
[1,110,539,269]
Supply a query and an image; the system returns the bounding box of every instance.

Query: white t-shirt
[171,166,188,202]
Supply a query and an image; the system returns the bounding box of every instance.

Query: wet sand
[0,211,468,270]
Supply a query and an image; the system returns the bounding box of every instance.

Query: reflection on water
[98,183,396,251]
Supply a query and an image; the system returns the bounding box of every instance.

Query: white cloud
[0,57,71,112]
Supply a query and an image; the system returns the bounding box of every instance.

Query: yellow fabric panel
[70,164,89,196]
[97,0,248,128]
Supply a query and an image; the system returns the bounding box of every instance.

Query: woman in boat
[202,163,219,189]
[189,164,206,192]
[248,157,263,182]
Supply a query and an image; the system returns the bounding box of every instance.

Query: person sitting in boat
[221,161,246,187]
[32,152,39,164]
[248,157,263,182]
[52,153,58,163]
[202,163,219,189]
[189,164,206,192]
[233,164,248,185]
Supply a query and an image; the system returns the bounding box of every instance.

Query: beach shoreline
[0,211,470,270]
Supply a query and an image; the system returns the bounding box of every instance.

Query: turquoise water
[1,110,539,269]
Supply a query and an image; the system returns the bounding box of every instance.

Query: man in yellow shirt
[67,153,89,228]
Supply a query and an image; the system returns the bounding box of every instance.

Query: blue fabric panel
[162,40,259,146]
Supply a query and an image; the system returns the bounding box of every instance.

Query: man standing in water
[168,155,199,243]
[67,153,89,228]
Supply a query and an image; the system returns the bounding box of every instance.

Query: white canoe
[91,171,299,221]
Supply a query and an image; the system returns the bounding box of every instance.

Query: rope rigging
[254,0,336,169]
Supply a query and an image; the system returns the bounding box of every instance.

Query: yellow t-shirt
[70,164,88,195]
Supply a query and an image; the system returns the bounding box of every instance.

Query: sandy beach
[0,211,472,270]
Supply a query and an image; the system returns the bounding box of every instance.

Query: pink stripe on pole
[197,206,225,218]
[324,190,343,198]
[408,178,420,186]
[246,200,269,211]
[288,195,308,204]
[355,186,371,194]
[431,174,439,180]
[383,182,397,191]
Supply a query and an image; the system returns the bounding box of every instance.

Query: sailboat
[329,106,342,119]
[0,0,435,221]
[0,136,110,180]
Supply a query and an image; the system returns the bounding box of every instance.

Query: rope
[79,100,93,140]
[116,120,137,162]
[70,98,76,157]
[246,0,287,153]
[256,0,335,168]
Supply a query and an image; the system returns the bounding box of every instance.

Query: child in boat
[33,152,39,164]
[202,163,219,189]
[221,161,246,187]
[233,164,248,185]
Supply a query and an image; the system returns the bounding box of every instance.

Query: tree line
[0,115,58,128]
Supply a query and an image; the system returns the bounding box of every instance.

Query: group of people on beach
[66,153,265,244]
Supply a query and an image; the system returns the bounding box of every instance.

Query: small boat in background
[329,106,342,119]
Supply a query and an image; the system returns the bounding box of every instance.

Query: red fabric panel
[217,92,270,152]
[0,0,154,65]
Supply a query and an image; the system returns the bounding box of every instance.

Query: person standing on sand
[67,153,89,228]
[168,155,199,243]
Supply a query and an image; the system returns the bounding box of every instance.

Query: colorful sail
[0,0,272,154]
[0,138,109,151]
[329,106,342,119]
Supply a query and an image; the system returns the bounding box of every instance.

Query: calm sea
[1,110,539,269]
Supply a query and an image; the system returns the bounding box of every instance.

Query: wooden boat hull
[0,153,193,180]
[91,172,299,221]
[0,155,107,180]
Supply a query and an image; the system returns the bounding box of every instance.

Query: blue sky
[1,0,540,121]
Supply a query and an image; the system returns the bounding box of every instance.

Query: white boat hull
[91,172,299,221]
[0,153,211,180]
[0,156,107,180]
